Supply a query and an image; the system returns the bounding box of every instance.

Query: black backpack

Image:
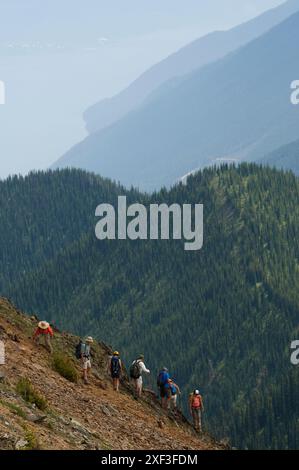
[75,340,83,360]
[111,356,121,375]
[130,360,141,379]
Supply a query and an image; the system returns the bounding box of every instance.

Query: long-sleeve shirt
[137,360,150,375]
[33,326,54,338]
[158,370,170,387]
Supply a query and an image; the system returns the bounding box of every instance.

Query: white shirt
[133,360,150,375]
[0,340,5,365]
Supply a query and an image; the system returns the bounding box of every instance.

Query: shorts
[160,386,171,399]
[170,394,177,407]
[133,376,143,388]
[83,358,91,370]
[111,371,120,379]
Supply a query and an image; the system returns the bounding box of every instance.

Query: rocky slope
[0,297,224,451]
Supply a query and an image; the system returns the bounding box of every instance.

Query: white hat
[194,389,200,395]
[85,336,94,344]
[38,321,50,330]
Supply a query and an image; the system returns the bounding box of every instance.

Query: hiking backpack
[75,340,83,359]
[157,371,168,387]
[191,394,202,409]
[111,356,121,375]
[130,360,141,379]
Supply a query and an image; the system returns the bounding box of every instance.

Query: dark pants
[192,408,202,431]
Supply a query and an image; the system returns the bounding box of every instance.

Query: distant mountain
[54,11,299,191]
[84,0,299,134]
[1,164,299,449]
[260,139,299,174]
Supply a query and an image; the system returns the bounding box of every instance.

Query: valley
[0,164,298,449]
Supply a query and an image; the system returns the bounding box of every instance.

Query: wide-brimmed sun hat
[85,336,94,344]
[38,321,50,330]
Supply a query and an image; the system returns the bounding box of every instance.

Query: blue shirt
[159,370,170,387]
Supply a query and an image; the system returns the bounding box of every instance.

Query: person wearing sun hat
[33,321,54,353]
[130,354,150,398]
[81,336,93,385]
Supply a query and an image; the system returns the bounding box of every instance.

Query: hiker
[168,379,181,410]
[130,354,150,398]
[80,336,93,385]
[189,389,204,433]
[157,367,171,409]
[108,351,122,392]
[33,321,54,353]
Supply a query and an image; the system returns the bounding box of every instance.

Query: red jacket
[34,326,54,338]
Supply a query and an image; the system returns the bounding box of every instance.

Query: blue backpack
[157,371,169,387]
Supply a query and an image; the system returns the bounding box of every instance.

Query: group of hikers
[32,320,204,433]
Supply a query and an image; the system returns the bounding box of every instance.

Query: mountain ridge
[54,11,299,191]
[0,296,223,450]
[84,0,299,134]
[260,138,299,174]
[0,164,298,449]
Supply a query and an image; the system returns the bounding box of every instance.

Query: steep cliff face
[0,298,224,451]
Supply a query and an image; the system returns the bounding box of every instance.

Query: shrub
[23,426,40,450]
[52,352,78,383]
[16,378,47,411]
[1,400,27,419]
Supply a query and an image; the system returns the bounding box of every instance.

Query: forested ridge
[0,164,298,449]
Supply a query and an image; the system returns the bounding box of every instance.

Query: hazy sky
[0,0,285,177]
